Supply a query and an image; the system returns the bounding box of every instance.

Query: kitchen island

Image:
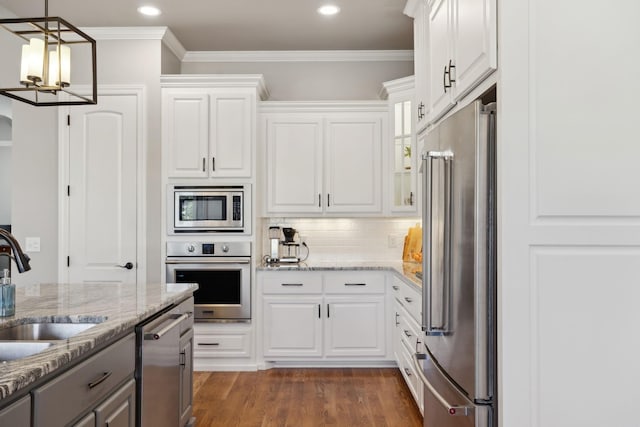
[0,282,198,411]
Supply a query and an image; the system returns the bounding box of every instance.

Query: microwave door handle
[165,257,251,264]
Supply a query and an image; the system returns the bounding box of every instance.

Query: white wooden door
[324,296,386,357]
[324,117,383,213]
[451,0,497,99]
[67,93,139,285]
[210,91,252,178]
[266,117,323,213]
[164,92,209,178]
[428,0,456,122]
[262,296,323,358]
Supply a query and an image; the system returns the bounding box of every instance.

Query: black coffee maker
[279,227,301,263]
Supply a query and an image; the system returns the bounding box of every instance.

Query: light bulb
[318,4,340,15]
[27,38,45,83]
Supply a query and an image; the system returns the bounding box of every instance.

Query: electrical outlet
[25,237,41,252]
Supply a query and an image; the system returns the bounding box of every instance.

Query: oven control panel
[166,241,251,257]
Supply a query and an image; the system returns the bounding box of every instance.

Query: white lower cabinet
[392,275,424,414]
[193,322,253,370]
[259,270,389,361]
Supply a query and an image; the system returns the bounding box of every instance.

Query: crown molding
[161,29,187,61]
[182,50,414,63]
[160,74,269,100]
[80,26,186,61]
[260,101,388,114]
[379,75,415,99]
[403,0,422,18]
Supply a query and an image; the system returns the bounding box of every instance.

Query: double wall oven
[166,241,251,322]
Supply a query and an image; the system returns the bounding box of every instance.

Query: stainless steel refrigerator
[414,100,497,427]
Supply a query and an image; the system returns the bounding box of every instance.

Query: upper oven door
[166,259,251,321]
[174,190,243,231]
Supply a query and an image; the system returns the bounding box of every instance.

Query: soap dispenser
[0,268,15,317]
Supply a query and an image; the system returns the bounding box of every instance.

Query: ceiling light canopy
[0,0,97,106]
[318,4,340,16]
[137,5,162,16]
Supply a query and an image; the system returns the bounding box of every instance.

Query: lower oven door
[166,258,251,321]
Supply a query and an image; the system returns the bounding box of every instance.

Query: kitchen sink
[0,322,98,341]
[0,342,54,362]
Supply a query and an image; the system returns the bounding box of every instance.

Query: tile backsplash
[261,217,421,263]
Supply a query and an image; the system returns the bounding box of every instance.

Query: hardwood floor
[193,368,423,427]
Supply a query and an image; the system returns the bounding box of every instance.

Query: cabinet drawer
[398,345,421,404]
[398,305,423,356]
[398,281,422,323]
[324,271,385,294]
[0,394,30,427]
[261,272,322,294]
[32,334,135,427]
[194,332,251,358]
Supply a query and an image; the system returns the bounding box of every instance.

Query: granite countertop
[257,261,423,291]
[0,282,198,404]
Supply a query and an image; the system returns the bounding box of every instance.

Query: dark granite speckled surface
[0,282,197,404]
[257,261,423,292]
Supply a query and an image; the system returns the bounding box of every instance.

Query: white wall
[182,60,413,100]
[0,146,11,224]
[260,217,420,263]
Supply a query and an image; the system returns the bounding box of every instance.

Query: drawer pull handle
[404,330,412,338]
[395,312,400,326]
[404,297,413,303]
[392,285,399,290]
[281,283,303,286]
[404,368,412,377]
[144,313,189,340]
[344,283,366,286]
[198,343,220,346]
[88,371,112,389]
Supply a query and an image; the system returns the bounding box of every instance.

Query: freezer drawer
[414,352,492,427]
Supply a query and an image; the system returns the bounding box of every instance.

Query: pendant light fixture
[0,0,97,106]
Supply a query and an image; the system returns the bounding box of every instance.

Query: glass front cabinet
[382,76,418,214]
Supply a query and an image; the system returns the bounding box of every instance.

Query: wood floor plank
[193,368,422,427]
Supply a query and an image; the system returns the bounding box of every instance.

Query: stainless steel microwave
[170,186,246,233]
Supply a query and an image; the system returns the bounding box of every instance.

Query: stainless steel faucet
[0,229,31,273]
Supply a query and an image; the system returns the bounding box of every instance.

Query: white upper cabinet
[266,117,323,213]
[406,0,496,129]
[324,117,382,213]
[404,0,430,131]
[262,103,386,216]
[162,75,268,180]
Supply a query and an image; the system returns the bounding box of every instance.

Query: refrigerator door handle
[413,352,474,417]
[422,150,453,336]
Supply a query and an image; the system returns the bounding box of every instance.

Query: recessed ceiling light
[318,4,340,16]
[137,5,162,16]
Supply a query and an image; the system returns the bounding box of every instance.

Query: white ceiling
[0,0,413,51]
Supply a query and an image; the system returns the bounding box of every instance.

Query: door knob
[117,262,134,270]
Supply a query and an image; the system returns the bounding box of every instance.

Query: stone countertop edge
[0,282,198,404]
[257,261,423,292]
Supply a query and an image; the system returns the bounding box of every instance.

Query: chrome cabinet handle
[392,285,399,291]
[327,193,331,207]
[318,194,321,208]
[212,157,216,172]
[344,283,366,286]
[443,65,451,92]
[404,297,413,303]
[448,59,456,83]
[404,368,412,377]
[412,353,473,416]
[281,283,303,286]
[410,191,414,206]
[198,342,220,346]
[88,371,112,389]
[404,330,412,338]
[202,157,206,172]
[395,312,400,326]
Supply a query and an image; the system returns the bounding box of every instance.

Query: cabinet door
[428,0,456,122]
[179,329,194,427]
[0,395,30,427]
[266,118,323,213]
[325,296,386,357]
[262,296,323,357]
[94,379,136,427]
[210,92,252,178]
[451,0,497,100]
[164,92,209,178]
[412,0,430,131]
[324,117,383,213]
[74,412,95,427]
